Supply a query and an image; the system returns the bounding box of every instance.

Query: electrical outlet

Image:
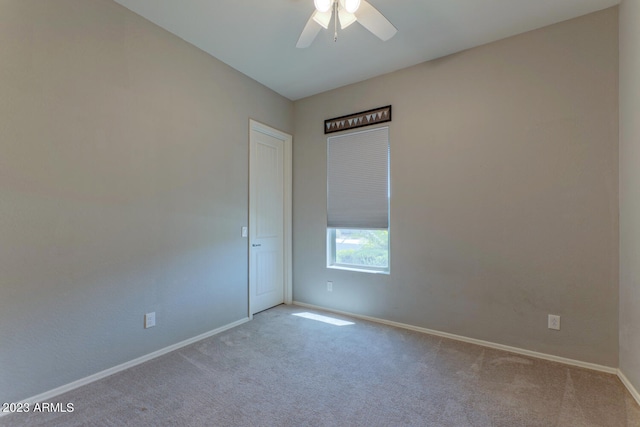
[327,281,333,292]
[548,314,560,331]
[144,312,156,329]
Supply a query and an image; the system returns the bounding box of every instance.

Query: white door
[249,121,291,314]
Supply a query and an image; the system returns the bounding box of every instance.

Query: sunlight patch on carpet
[292,312,355,326]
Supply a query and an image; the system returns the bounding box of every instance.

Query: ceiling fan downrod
[334,1,338,42]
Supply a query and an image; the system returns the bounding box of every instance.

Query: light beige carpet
[3,304,639,426]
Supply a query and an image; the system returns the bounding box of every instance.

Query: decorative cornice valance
[324,105,391,134]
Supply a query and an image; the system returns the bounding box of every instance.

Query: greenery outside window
[328,228,389,272]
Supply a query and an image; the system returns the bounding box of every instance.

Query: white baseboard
[618,370,640,406]
[292,301,618,374]
[2,317,250,417]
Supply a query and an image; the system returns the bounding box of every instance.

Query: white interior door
[249,121,291,315]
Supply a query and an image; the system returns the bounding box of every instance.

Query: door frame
[248,119,292,319]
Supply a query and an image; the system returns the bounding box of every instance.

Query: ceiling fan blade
[296,14,323,48]
[354,0,397,42]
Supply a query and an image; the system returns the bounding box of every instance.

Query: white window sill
[327,265,390,275]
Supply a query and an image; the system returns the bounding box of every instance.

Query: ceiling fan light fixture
[339,0,360,14]
[297,0,395,48]
[314,0,332,13]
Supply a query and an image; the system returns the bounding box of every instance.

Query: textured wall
[0,0,292,402]
[293,9,619,366]
[619,0,640,395]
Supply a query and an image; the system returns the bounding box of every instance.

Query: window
[327,126,390,273]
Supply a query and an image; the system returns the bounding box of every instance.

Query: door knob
[252,243,262,247]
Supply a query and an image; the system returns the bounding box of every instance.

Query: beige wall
[619,0,640,395]
[293,8,619,366]
[0,0,293,402]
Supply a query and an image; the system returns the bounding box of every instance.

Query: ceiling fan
[296,0,397,48]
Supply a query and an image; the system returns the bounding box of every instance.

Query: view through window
[330,229,389,270]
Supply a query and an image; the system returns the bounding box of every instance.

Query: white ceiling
[113,0,619,101]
